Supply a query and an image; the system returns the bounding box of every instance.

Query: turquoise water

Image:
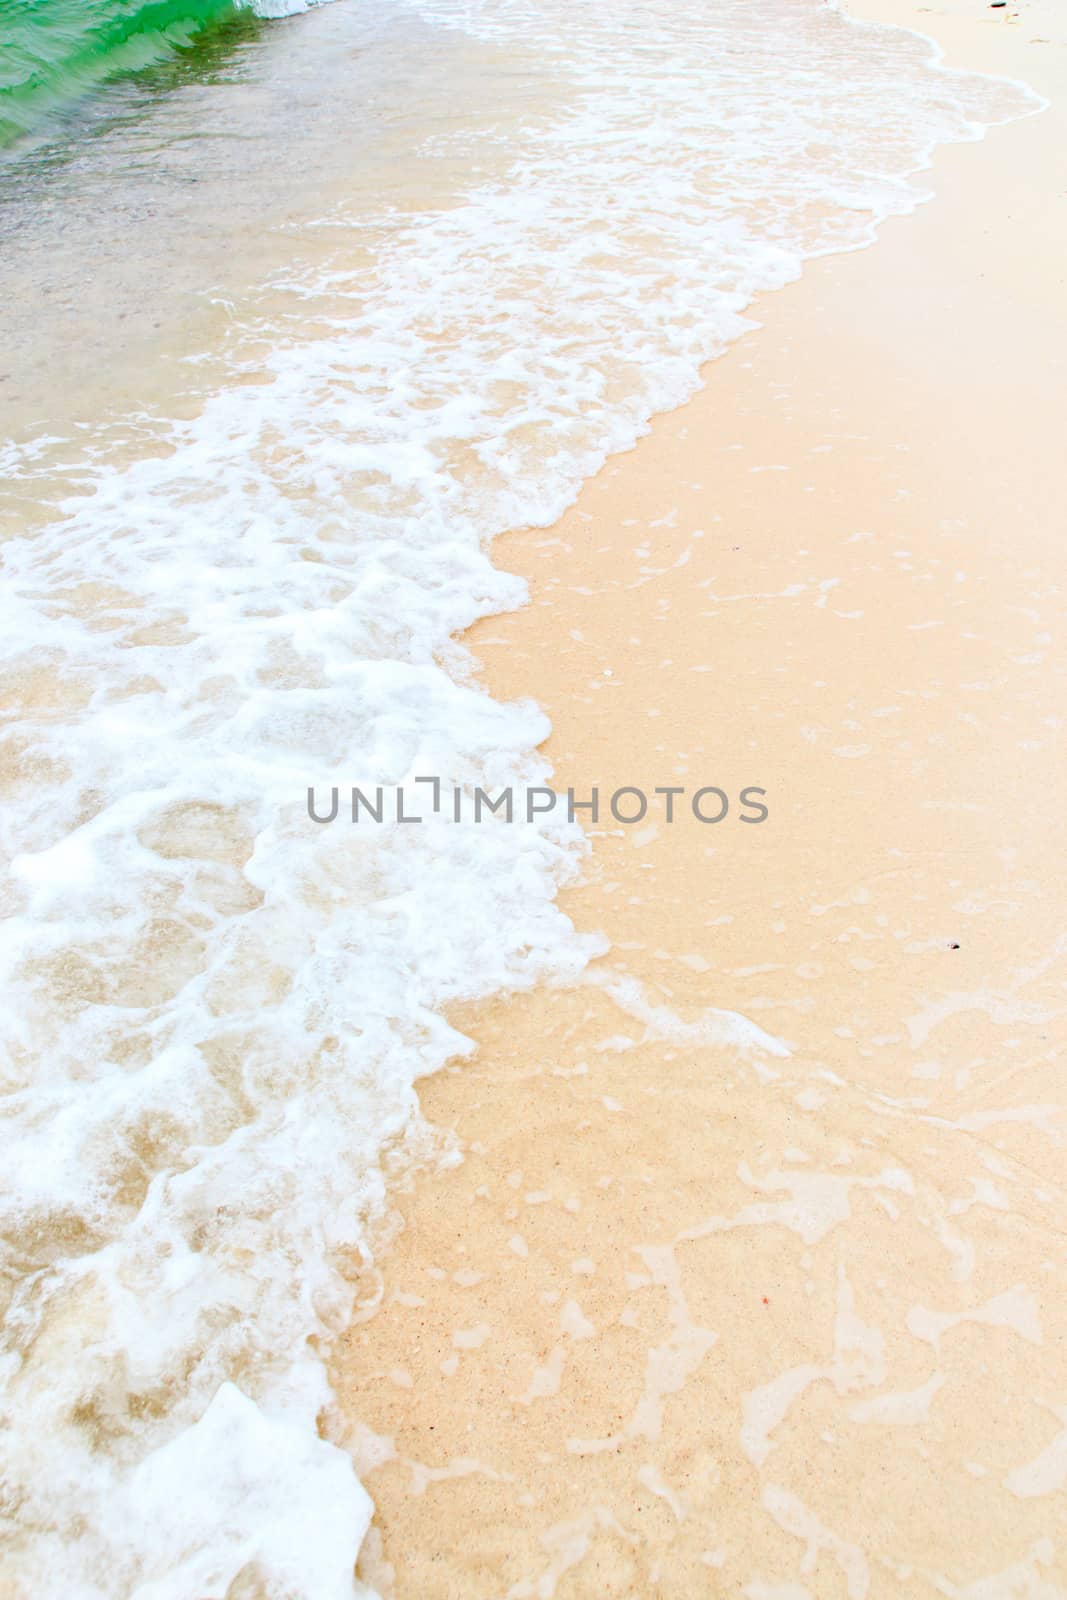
[0,0,262,144]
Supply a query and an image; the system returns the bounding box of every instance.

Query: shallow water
[0,1,1040,1593]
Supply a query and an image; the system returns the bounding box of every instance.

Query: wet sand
[335,1,1067,1593]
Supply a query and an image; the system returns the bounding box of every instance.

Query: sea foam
[0,0,1040,1593]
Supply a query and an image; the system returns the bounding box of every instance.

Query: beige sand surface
[335,2,1067,1594]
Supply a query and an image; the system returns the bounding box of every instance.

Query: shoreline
[335,0,1067,1594]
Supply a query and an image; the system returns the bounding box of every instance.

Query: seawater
[0,1,1041,1594]
[0,0,328,146]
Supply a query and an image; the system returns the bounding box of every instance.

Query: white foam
[248,0,334,16]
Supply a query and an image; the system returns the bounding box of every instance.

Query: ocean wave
[0,0,332,145]
[0,0,1042,1593]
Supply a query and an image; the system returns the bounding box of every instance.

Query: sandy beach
[3,0,1064,1591]
[334,1,1067,1594]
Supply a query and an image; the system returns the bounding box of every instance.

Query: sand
[333,1,1067,1594]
